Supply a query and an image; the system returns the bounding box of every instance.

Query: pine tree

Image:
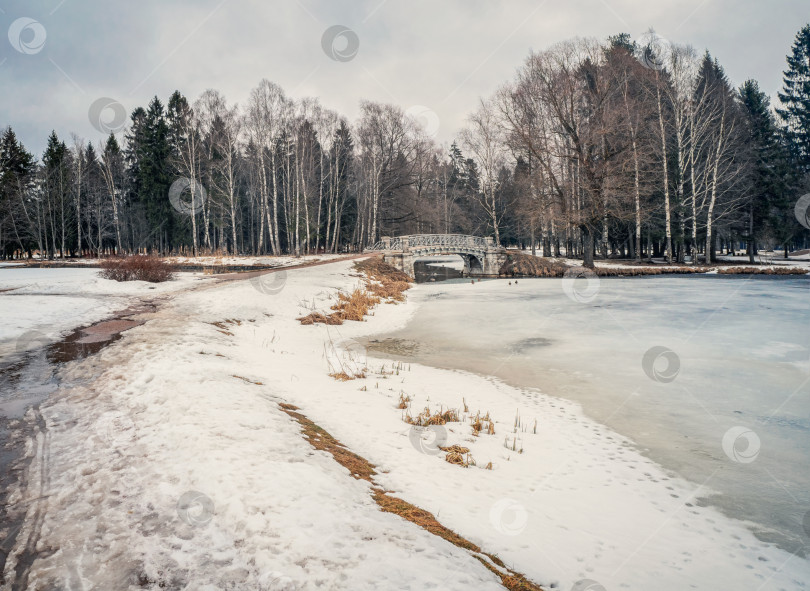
[776,24,810,171]
[739,80,791,259]
[42,131,72,257]
[128,98,173,252]
[0,127,37,257]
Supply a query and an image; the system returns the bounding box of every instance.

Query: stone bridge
[367,234,507,278]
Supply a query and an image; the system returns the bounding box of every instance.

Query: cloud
[0,0,805,156]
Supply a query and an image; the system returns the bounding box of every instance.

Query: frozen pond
[366,274,810,555]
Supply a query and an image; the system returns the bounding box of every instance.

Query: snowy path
[1,262,504,591]
[2,261,808,590]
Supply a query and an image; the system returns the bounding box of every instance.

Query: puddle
[0,298,157,581]
[364,337,434,357]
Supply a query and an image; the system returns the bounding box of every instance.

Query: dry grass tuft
[439,444,470,454]
[405,406,460,426]
[329,371,367,381]
[440,444,474,467]
[232,375,263,385]
[99,256,177,282]
[208,321,234,336]
[298,312,343,325]
[279,403,377,482]
[297,258,413,325]
[279,403,546,591]
[471,411,496,437]
[330,289,381,321]
[397,392,411,409]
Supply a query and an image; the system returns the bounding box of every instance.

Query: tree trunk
[582,226,595,268]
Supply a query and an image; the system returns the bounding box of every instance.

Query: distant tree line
[1,26,809,266]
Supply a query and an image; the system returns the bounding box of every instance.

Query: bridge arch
[367,234,506,279]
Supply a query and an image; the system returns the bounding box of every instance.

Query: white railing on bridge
[368,234,492,252]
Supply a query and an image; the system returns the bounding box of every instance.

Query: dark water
[413,259,464,283]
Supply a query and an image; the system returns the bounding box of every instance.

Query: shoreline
[1,260,807,589]
[359,273,810,558]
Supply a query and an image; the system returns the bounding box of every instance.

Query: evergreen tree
[738,80,792,259]
[776,24,810,171]
[0,127,37,256]
[131,98,173,251]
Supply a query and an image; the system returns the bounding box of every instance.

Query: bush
[99,256,177,283]
[499,253,568,277]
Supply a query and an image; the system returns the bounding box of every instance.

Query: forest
[1,26,809,267]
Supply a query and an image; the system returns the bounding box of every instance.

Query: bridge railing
[368,234,492,251]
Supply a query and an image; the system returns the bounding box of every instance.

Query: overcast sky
[1,0,807,157]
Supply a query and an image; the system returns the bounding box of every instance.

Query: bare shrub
[99,257,177,283]
[499,253,568,277]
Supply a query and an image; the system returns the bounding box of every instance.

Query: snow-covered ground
[164,253,347,267]
[0,253,348,268]
[2,261,808,590]
[512,248,810,271]
[0,255,360,362]
[0,268,204,361]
